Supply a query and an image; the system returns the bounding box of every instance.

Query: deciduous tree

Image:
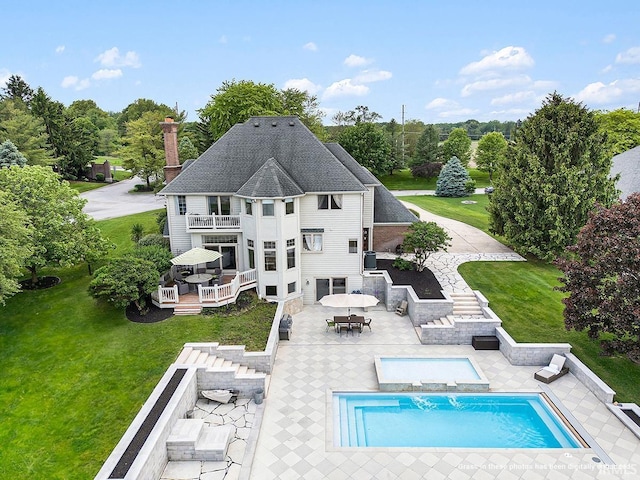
[89,257,159,314]
[439,128,471,166]
[338,122,391,176]
[0,166,110,284]
[487,92,618,261]
[595,108,640,157]
[119,111,166,187]
[475,131,507,182]
[0,191,33,304]
[555,193,640,361]
[401,221,451,272]
[0,99,55,166]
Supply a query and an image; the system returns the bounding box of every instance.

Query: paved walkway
[80,177,165,220]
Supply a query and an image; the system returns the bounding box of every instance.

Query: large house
[158,116,417,305]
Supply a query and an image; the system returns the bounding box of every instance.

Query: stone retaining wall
[565,353,615,404]
[496,326,572,365]
[420,317,501,344]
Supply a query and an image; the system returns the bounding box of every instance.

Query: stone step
[167,420,233,462]
[196,351,209,364]
[175,347,193,364]
[205,355,217,367]
[185,349,202,363]
[212,357,225,367]
[453,308,484,316]
[194,425,234,461]
[174,306,203,315]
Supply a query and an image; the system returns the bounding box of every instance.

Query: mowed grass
[379,168,490,191]
[401,195,640,402]
[459,261,640,402]
[0,211,276,479]
[399,194,495,234]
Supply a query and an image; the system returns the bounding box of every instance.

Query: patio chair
[363,318,372,331]
[351,322,362,336]
[196,267,206,274]
[176,280,189,295]
[395,300,408,316]
[325,318,336,332]
[338,322,350,337]
[534,354,569,384]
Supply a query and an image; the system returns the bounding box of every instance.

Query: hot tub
[374,355,490,392]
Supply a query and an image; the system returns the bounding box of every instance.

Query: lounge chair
[534,354,569,383]
[395,300,408,316]
[176,280,189,295]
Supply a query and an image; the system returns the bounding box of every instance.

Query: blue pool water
[335,392,582,448]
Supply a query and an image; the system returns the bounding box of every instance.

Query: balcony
[185,214,241,232]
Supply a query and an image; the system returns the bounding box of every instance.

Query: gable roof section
[160,116,366,196]
[611,145,640,200]
[374,186,419,224]
[323,143,381,186]
[236,157,304,198]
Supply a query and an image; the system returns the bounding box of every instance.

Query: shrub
[132,245,173,273]
[131,223,144,243]
[411,162,442,179]
[95,173,105,182]
[392,257,414,271]
[156,210,168,234]
[465,179,477,194]
[138,233,169,248]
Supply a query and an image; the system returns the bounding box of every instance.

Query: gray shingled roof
[374,186,419,224]
[236,158,304,198]
[159,116,366,196]
[611,145,640,200]
[324,143,381,186]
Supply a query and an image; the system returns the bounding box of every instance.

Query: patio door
[316,277,347,301]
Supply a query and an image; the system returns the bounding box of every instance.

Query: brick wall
[372,225,411,252]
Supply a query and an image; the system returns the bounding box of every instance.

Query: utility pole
[401,104,405,164]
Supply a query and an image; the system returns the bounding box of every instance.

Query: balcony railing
[185,214,241,231]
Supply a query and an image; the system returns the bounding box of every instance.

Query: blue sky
[2,1,639,125]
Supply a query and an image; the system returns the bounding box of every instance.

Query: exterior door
[316,279,330,301]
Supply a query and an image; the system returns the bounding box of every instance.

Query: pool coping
[325,387,613,465]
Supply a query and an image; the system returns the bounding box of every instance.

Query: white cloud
[460,46,534,76]
[55,45,65,54]
[353,69,392,83]
[461,75,531,97]
[603,34,616,44]
[490,91,536,105]
[92,69,123,80]
[343,54,372,68]
[95,47,141,68]
[219,35,228,44]
[436,108,479,119]
[303,42,317,52]
[601,64,613,74]
[283,78,321,95]
[61,75,79,88]
[61,76,91,90]
[323,79,369,99]
[574,78,640,104]
[615,47,640,64]
[425,97,457,110]
[490,108,532,117]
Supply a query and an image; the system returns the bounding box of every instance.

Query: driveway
[81,177,165,220]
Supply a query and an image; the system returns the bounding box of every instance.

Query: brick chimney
[161,117,181,183]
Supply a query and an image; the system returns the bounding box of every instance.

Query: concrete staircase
[175,346,269,394]
[449,292,484,316]
[167,419,234,461]
[424,315,456,327]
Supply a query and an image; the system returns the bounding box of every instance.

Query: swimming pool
[334,392,585,448]
[375,356,490,392]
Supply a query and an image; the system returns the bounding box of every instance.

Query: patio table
[184,273,213,284]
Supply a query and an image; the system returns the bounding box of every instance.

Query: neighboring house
[158,116,417,305]
[611,145,640,200]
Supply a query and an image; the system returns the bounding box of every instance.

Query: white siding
[363,187,374,229]
[299,193,363,304]
[166,194,192,255]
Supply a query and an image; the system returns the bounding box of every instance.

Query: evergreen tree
[435,156,473,197]
[178,136,199,162]
[488,92,618,261]
[412,124,440,166]
[0,140,27,167]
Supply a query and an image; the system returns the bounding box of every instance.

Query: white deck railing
[155,269,257,308]
[185,214,241,231]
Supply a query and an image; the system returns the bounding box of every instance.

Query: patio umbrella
[170,247,222,266]
[319,293,379,315]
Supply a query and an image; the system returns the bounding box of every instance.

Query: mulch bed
[126,300,174,323]
[19,276,61,290]
[377,259,444,299]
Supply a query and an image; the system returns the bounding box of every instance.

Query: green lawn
[379,168,490,191]
[0,211,276,479]
[398,194,640,402]
[95,155,122,167]
[459,260,640,402]
[399,194,495,235]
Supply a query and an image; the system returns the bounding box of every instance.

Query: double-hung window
[264,241,276,271]
[286,238,295,269]
[302,233,322,252]
[176,195,187,215]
